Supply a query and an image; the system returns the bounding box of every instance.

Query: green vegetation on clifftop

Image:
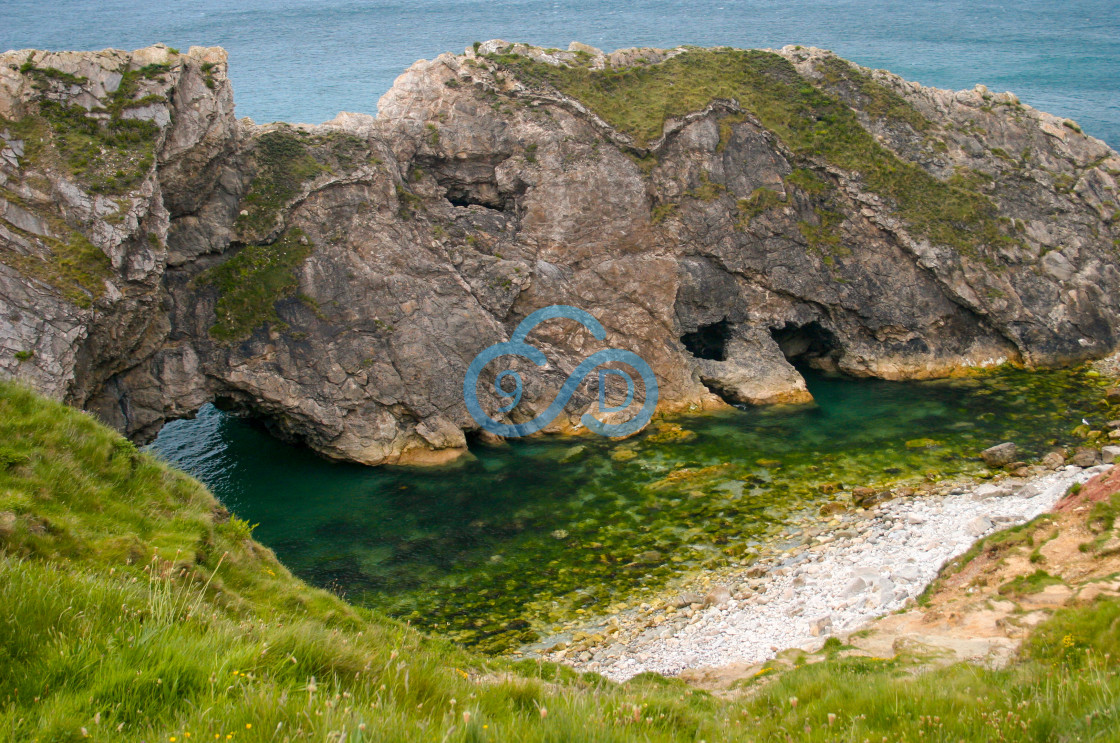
[14,61,166,195]
[493,48,1015,256]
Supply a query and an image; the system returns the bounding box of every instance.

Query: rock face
[2,41,1120,464]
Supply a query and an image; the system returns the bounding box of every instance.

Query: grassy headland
[1,380,1119,741]
[490,48,1015,257]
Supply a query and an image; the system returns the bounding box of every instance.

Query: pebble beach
[539,463,1113,681]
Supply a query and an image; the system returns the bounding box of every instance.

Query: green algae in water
[150,366,1115,653]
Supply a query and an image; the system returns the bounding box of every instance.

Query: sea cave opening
[681,319,731,361]
[769,320,841,372]
[444,188,506,210]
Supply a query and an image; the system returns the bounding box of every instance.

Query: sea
[1,0,1117,147]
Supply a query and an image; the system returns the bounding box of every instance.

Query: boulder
[1102,445,1120,463]
[843,577,867,598]
[893,564,923,583]
[853,487,893,508]
[1071,448,1101,467]
[1107,388,1120,404]
[972,482,1015,500]
[808,614,833,637]
[980,443,1018,467]
[967,516,993,537]
[1041,450,1066,469]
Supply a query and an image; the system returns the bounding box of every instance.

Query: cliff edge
[2,41,1119,464]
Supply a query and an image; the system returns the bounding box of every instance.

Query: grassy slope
[1,381,1119,741]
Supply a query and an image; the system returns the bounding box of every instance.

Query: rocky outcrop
[2,41,1119,464]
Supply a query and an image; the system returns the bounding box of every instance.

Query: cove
[150,366,1112,653]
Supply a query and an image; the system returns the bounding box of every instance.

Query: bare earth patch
[682,465,1120,694]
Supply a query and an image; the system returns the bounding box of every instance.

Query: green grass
[492,48,1016,256]
[234,130,326,239]
[785,167,831,195]
[999,569,1064,597]
[200,228,314,342]
[2,383,1120,741]
[685,171,726,201]
[0,187,113,307]
[234,129,373,240]
[797,207,848,255]
[737,187,786,228]
[12,62,164,195]
[0,381,749,742]
[811,56,932,132]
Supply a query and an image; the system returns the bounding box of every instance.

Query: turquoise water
[151,367,1115,652]
[1,1,1117,146]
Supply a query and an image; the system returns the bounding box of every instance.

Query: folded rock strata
[1,41,1118,464]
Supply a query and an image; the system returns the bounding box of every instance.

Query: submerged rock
[2,42,1120,464]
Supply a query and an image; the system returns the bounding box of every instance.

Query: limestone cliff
[2,41,1119,464]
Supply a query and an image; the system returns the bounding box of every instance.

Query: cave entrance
[681,319,731,361]
[769,321,840,371]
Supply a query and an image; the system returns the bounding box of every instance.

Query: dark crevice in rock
[681,319,731,361]
[770,320,841,371]
[445,190,504,210]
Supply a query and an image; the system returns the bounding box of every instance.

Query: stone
[673,591,704,608]
[1107,420,1120,430]
[1102,445,1120,463]
[967,516,993,537]
[843,577,867,598]
[1071,448,1101,467]
[808,614,833,637]
[980,443,1018,467]
[633,550,663,565]
[893,565,922,583]
[703,585,732,608]
[1041,451,1066,469]
[972,482,1014,500]
[853,487,893,508]
[1111,430,1120,440]
[1107,388,1120,404]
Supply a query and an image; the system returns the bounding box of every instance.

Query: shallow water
[1,1,1117,146]
[151,366,1113,651]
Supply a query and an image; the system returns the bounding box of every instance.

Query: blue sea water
[1,0,1117,147]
